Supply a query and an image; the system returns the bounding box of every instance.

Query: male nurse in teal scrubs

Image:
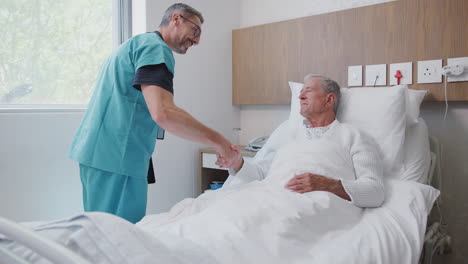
[69,3,238,223]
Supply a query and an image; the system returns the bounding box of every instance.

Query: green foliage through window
[0,0,112,104]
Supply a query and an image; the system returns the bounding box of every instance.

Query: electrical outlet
[418,59,442,83]
[365,64,386,86]
[390,62,412,85]
[446,65,464,75]
[348,65,362,86]
[447,57,468,82]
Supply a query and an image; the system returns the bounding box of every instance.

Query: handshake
[215,144,244,173]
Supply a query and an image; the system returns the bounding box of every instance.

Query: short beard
[173,40,192,54]
[173,48,187,54]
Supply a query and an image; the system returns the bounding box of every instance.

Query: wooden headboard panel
[232,0,468,104]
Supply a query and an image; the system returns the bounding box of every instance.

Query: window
[0,0,131,105]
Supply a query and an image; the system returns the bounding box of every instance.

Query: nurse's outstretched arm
[141,84,237,167]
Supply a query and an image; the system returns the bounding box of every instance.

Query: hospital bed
[0,85,442,264]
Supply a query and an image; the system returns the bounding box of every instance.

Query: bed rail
[420,135,451,264]
[0,216,91,264]
[428,136,442,190]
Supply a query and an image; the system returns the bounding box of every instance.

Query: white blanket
[137,139,362,264]
[2,180,437,264]
[0,213,218,264]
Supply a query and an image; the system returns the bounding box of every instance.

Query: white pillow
[288,81,303,125]
[401,118,431,183]
[363,84,426,126]
[289,83,427,127]
[337,86,407,177]
[406,89,427,126]
[252,119,292,164]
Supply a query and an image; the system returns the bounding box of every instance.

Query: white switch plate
[447,57,468,82]
[389,62,412,85]
[348,65,362,86]
[365,64,387,86]
[418,59,442,84]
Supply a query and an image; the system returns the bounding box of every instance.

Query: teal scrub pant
[79,164,147,224]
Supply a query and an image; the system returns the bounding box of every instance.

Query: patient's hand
[285,173,351,201]
[216,145,243,171]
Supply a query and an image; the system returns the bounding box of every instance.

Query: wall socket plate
[389,62,412,85]
[365,64,387,86]
[348,65,362,86]
[418,59,442,83]
[447,57,468,82]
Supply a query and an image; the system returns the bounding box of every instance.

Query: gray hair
[159,3,204,27]
[303,74,341,114]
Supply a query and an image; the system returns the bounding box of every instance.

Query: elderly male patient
[220,74,385,208]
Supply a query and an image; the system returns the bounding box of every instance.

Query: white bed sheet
[0,212,219,264]
[1,178,438,264]
[135,178,439,264]
[307,179,439,264]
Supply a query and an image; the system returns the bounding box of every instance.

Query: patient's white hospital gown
[228,119,385,208]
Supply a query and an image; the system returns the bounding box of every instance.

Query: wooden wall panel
[232,0,468,104]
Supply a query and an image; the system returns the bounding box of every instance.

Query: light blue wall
[0,111,84,221]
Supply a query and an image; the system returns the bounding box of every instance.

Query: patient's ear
[327,93,336,108]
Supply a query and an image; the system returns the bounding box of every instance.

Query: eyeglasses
[179,14,201,38]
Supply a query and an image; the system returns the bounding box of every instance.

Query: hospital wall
[237,0,468,263]
[0,0,240,221]
[0,111,84,221]
[237,0,396,143]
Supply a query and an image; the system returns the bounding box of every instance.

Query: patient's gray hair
[159,3,204,27]
[303,74,341,114]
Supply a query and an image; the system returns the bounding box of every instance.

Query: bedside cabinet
[199,146,256,195]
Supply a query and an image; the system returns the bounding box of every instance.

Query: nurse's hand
[215,144,242,169]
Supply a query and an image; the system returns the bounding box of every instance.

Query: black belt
[147,158,155,184]
[148,128,164,184]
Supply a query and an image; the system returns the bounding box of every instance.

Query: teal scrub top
[69,32,175,179]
